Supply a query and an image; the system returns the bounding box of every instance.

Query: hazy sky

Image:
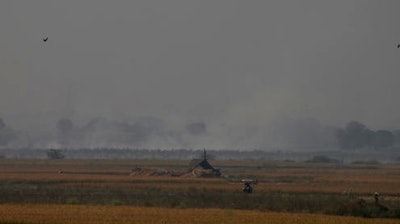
[1,0,400,133]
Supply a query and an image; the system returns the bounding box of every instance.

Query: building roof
[190,149,217,170]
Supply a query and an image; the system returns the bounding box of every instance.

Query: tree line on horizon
[0,117,399,151]
[336,121,400,150]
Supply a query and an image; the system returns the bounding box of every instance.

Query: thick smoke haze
[1,1,400,150]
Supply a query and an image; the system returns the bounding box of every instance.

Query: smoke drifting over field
[6,116,337,151]
[1,1,400,150]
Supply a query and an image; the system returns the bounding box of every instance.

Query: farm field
[0,159,400,222]
[1,159,400,194]
[1,204,400,224]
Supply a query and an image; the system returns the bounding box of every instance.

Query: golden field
[1,204,400,224]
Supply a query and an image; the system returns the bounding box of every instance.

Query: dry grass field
[1,204,400,224]
[1,159,400,194]
[0,159,400,223]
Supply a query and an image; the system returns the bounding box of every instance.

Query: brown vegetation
[0,159,400,220]
[1,204,399,224]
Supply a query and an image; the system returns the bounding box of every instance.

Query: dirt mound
[130,167,221,178]
[179,167,220,178]
[130,167,179,177]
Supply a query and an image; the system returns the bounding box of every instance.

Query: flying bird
[43,37,48,42]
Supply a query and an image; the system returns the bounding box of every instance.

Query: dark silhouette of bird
[43,37,48,42]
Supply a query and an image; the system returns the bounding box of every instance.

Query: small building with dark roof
[189,149,221,177]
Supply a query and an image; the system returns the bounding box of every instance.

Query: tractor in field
[241,178,258,193]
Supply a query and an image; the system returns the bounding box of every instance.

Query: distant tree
[337,121,395,150]
[392,130,400,146]
[307,155,340,163]
[336,121,370,150]
[46,149,65,159]
[364,129,376,149]
[371,130,394,150]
